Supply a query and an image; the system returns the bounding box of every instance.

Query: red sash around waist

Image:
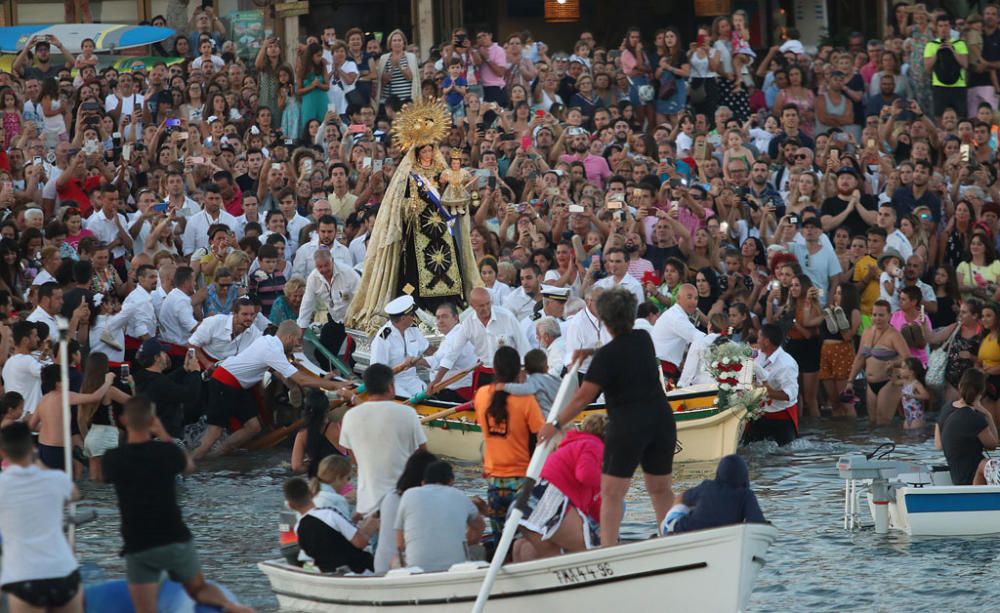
[211,366,242,389]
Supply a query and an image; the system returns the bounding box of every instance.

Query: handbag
[926,325,959,388]
[658,75,677,101]
[688,78,707,105]
[627,76,656,103]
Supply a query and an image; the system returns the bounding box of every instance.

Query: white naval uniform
[369,323,429,398]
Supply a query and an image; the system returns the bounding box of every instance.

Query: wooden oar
[419,401,474,424]
[472,360,581,612]
[406,362,480,405]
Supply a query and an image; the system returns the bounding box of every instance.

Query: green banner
[228,10,267,60]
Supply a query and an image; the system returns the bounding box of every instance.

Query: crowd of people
[3,0,1000,603]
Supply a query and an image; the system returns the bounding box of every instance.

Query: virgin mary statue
[345,99,481,333]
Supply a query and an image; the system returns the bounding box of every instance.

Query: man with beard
[746,160,785,218]
[503,264,542,320]
[820,168,877,238]
[292,215,352,277]
[891,159,941,221]
[13,36,74,81]
[558,127,611,189]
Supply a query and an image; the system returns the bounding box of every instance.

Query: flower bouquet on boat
[260,361,778,613]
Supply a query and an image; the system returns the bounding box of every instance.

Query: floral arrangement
[706,341,752,392]
[705,341,766,420]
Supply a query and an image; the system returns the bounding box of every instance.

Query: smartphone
[694,139,707,160]
[488,176,496,189]
[591,255,600,267]
[271,162,282,171]
[569,204,585,213]
[153,202,169,213]
[178,132,189,141]
[303,159,313,173]
[373,159,383,172]
[120,364,130,379]
[190,156,205,165]
[362,157,372,169]
[546,187,560,196]
[961,143,971,162]
[535,109,545,120]
[829,149,839,162]
[165,118,181,128]
[328,103,338,114]
[697,34,707,47]
[789,215,799,225]
[187,348,197,361]
[32,156,42,166]
[520,135,532,150]
[348,124,366,134]
[866,138,876,149]
[122,144,132,162]
[82,101,99,113]
[607,200,622,210]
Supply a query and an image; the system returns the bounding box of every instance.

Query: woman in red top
[514,414,606,561]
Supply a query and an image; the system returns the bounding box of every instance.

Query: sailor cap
[385,295,417,316]
[540,285,570,302]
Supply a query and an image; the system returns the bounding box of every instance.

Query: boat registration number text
[551,563,614,585]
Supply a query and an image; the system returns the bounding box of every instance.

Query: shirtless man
[28,364,115,471]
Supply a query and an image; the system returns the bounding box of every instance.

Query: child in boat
[500,349,560,412]
[661,454,765,535]
[895,357,929,430]
[283,477,377,574]
[309,454,353,518]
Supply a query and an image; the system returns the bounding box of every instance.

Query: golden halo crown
[391,98,451,152]
[449,149,463,160]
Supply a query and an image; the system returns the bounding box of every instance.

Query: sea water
[68,418,1000,612]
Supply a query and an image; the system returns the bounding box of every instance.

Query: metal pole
[57,316,76,549]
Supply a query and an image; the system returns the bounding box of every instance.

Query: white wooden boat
[838,453,1000,536]
[259,523,777,612]
[414,383,747,465]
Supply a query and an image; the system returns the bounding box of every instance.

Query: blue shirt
[442,76,467,107]
[787,242,841,306]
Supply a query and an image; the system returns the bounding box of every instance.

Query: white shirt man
[2,353,42,414]
[340,392,427,515]
[678,332,723,388]
[535,316,567,377]
[189,312,262,361]
[753,341,799,415]
[449,289,531,366]
[592,248,645,307]
[292,217,353,279]
[650,284,705,367]
[85,206,130,260]
[25,306,59,341]
[121,280,158,341]
[159,287,198,347]
[563,288,611,374]
[181,203,237,255]
[349,233,367,266]
[297,252,360,328]
[426,303,477,391]
[878,204,914,261]
[503,266,542,321]
[217,334,299,388]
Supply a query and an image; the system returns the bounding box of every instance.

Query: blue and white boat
[838,452,1000,536]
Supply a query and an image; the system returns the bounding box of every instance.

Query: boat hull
[415,402,746,465]
[259,523,777,612]
[890,485,1000,536]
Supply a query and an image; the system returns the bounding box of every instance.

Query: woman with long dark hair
[654,27,690,124]
[819,282,862,418]
[374,448,439,573]
[290,388,349,476]
[78,352,131,481]
[255,36,285,126]
[0,238,25,306]
[296,42,329,133]
[619,27,653,132]
[474,345,544,536]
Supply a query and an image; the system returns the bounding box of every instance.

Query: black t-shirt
[104,441,192,554]
[235,172,257,196]
[821,194,876,239]
[970,28,1000,87]
[297,512,374,573]
[584,329,670,422]
[939,404,988,486]
[23,64,62,81]
[644,244,683,275]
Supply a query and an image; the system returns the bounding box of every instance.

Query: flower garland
[705,340,766,421]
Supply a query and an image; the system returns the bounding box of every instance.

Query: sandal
[833,306,850,331]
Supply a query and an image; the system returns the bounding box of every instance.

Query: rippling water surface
[70,418,1000,612]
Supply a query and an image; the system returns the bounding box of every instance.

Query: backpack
[934,41,962,85]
